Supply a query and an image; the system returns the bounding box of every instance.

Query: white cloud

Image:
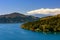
[27,8,60,15]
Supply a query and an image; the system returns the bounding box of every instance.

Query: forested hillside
[22,14,60,32]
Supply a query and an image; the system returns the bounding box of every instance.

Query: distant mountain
[32,14,53,18]
[22,14,60,32]
[0,12,39,23]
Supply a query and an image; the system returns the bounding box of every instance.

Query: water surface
[0,23,60,40]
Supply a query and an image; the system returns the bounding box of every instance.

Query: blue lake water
[0,23,60,40]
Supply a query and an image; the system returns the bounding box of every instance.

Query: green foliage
[21,14,60,32]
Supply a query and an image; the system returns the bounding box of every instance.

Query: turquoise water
[0,23,60,40]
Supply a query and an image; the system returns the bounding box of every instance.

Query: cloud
[27,8,60,15]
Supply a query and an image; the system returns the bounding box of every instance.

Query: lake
[0,23,60,40]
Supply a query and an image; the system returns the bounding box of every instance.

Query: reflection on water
[42,31,60,35]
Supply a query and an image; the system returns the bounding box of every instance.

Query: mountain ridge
[0,12,39,23]
[32,14,53,18]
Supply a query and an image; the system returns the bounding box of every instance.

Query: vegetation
[0,12,39,23]
[21,14,60,32]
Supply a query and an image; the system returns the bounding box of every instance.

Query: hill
[21,14,60,32]
[0,12,39,23]
[32,14,53,18]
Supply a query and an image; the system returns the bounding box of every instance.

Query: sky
[0,0,60,15]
